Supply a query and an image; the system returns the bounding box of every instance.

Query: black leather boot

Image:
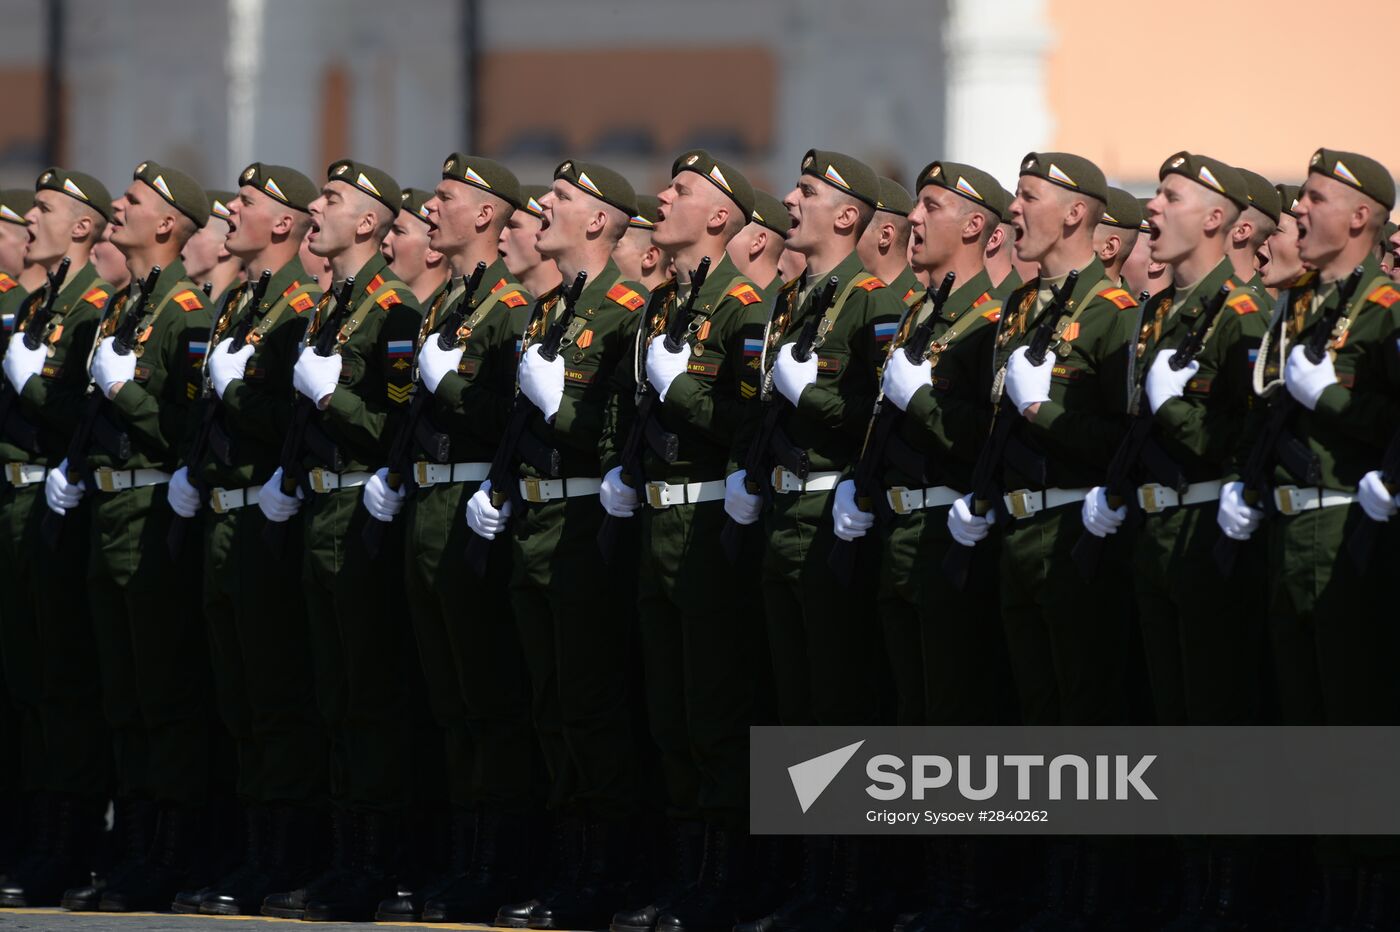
[526,818,635,930]
[172,805,264,913]
[376,807,468,921]
[655,823,746,932]
[98,804,203,912]
[494,816,584,928]
[733,835,834,932]
[202,804,321,915]
[61,798,156,912]
[302,809,399,922]
[610,819,704,932]
[1013,840,1081,932]
[422,809,533,922]
[0,794,104,907]
[261,806,352,919]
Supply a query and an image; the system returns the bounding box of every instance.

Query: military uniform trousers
[302,486,414,813]
[762,488,885,727]
[878,505,1015,726]
[637,497,755,825]
[87,484,213,803]
[404,479,534,812]
[1132,501,1268,725]
[0,483,109,797]
[999,506,1133,725]
[510,494,639,819]
[203,504,325,804]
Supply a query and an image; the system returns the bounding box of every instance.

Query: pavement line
[0,910,507,930]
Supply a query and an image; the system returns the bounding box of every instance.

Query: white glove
[293,348,342,406]
[167,466,201,518]
[1217,480,1263,541]
[518,344,564,420]
[947,493,992,547]
[645,335,690,402]
[44,458,85,515]
[881,351,931,412]
[1003,346,1054,415]
[1358,469,1398,523]
[1284,345,1337,411]
[91,337,137,398]
[417,338,463,395]
[599,465,640,519]
[207,339,254,398]
[362,467,405,523]
[831,479,874,542]
[466,479,512,539]
[1081,486,1126,538]
[3,337,46,393]
[772,344,818,406]
[723,469,761,525]
[257,467,303,523]
[1145,350,1198,414]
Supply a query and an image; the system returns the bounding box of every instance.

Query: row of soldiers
[0,138,1396,932]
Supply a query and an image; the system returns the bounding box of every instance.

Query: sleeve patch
[606,283,646,311]
[728,283,762,305]
[82,287,109,307]
[1098,287,1136,310]
[873,322,899,343]
[375,288,403,310]
[0,274,14,293]
[856,276,886,292]
[500,290,527,308]
[1368,284,1400,308]
[174,289,204,312]
[387,383,412,404]
[290,292,315,313]
[1061,322,1081,342]
[1226,293,1259,315]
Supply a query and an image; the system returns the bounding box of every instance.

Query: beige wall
[1047,0,1400,190]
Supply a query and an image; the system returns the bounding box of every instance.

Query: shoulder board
[1367,283,1400,309]
[375,288,403,310]
[366,274,386,295]
[606,282,646,311]
[281,280,302,298]
[982,306,1002,323]
[1225,292,1260,315]
[500,290,527,308]
[971,291,992,308]
[727,282,763,306]
[490,277,509,293]
[1098,287,1136,309]
[174,289,204,312]
[290,292,316,313]
[0,273,14,293]
[82,287,110,307]
[855,276,886,292]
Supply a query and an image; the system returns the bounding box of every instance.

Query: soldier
[1258,184,1306,294]
[1123,197,1172,299]
[857,177,924,309]
[498,184,562,298]
[947,152,1139,925]
[777,243,807,285]
[465,159,646,929]
[1379,221,1398,277]
[382,188,450,306]
[1092,186,1143,288]
[724,149,902,930]
[1386,221,1400,284]
[613,194,671,292]
[44,161,214,912]
[1226,150,1400,926]
[598,150,764,932]
[255,160,423,923]
[1226,169,1281,294]
[182,191,245,303]
[363,154,538,923]
[843,160,1018,928]
[983,211,1021,298]
[0,170,114,908]
[725,188,790,303]
[162,163,326,916]
[0,189,41,302]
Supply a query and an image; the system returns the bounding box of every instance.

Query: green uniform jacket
[303,254,422,474]
[194,259,321,488]
[995,257,1138,490]
[602,254,766,483]
[1138,259,1268,484]
[424,260,533,463]
[519,259,648,481]
[992,268,1023,304]
[0,272,30,357]
[896,269,1003,492]
[88,261,209,473]
[3,263,112,468]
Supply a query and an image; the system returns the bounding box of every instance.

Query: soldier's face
[498,210,543,279]
[782,177,837,256]
[382,210,432,280]
[109,181,164,253]
[908,185,966,271]
[1259,213,1304,289]
[0,220,26,276]
[1144,174,1212,266]
[653,171,718,251]
[425,178,477,254]
[299,231,331,291]
[22,191,76,267]
[92,226,128,286]
[534,181,591,259]
[181,217,230,280]
[305,181,359,258]
[1121,230,1169,296]
[610,227,653,283]
[224,186,277,259]
[1294,175,1357,268]
[1008,175,1064,264]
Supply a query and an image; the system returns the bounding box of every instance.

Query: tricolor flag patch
[1333,160,1361,187]
[264,177,287,202]
[742,338,763,358]
[64,177,89,201]
[387,340,414,358]
[0,205,24,223]
[527,196,543,215]
[874,322,899,343]
[187,341,209,358]
[212,199,232,219]
[575,172,603,197]
[2,314,14,333]
[955,176,983,201]
[463,166,491,188]
[356,173,382,197]
[823,164,851,190]
[709,165,732,193]
[1198,165,1225,193]
[1047,163,1076,187]
[151,174,174,201]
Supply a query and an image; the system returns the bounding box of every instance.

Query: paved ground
[0,910,520,931]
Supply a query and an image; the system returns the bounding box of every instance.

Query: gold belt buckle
[93,466,117,493]
[1275,486,1302,516]
[4,463,22,485]
[770,466,787,492]
[522,477,543,503]
[1006,489,1035,519]
[1138,484,1164,514]
[888,486,911,516]
[209,488,228,514]
[413,462,431,486]
[309,468,332,494]
[645,481,668,509]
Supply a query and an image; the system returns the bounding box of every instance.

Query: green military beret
[400,188,434,225]
[0,189,34,226]
[134,160,209,228]
[519,184,548,220]
[1100,187,1143,231]
[35,168,112,221]
[554,159,636,217]
[1308,148,1396,211]
[327,159,401,216]
[671,149,756,220]
[206,190,236,226]
[442,153,521,209]
[630,194,659,230]
[1157,152,1249,212]
[1020,151,1107,204]
[1234,168,1281,223]
[750,188,791,236]
[1384,220,1399,242]
[915,160,1011,221]
[1276,184,1302,218]
[1136,197,1152,233]
[801,148,880,209]
[238,162,317,212]
[875,176,913,217]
